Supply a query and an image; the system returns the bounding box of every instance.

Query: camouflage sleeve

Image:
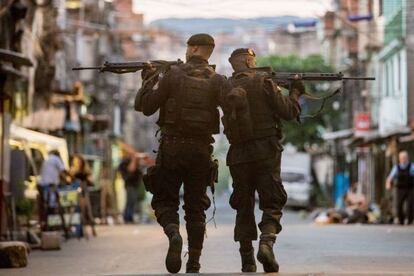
[215,74,229,109]
[264,78,301,121]
[134,71,171,116]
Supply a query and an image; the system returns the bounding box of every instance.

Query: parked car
[282,168,312,208]
[281,147,312,208]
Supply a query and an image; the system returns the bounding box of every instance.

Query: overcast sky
[133,0,333,23]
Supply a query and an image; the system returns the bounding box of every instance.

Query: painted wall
[377,0,409,135]
[406,0,414,125]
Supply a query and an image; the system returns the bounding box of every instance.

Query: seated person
[343,182,368,223]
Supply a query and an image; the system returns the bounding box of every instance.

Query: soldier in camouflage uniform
[135,33,226,274]
[221,48,304,273]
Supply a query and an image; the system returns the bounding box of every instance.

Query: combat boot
[164,224,183,273]
[257,233,279,272]
[239,240,256,272]
[240,248,257,272]
[185,222,205,273]
[186,248,201,273]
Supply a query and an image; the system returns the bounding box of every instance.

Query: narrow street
[4,194,414,276]
[1,0,414,275]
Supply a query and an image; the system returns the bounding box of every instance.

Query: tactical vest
[397,163,414,189]
[158,63,220,137]
[223,70,281,144]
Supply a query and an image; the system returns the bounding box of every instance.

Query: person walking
[135,33,226,273]
[221,48,304,273]
[118,151,143,224]
[38,150,68,231]
[385,150,414,225]
[70,154,96,237]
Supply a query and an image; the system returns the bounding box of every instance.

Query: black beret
[229,48,256,60]
[187,33,215,46]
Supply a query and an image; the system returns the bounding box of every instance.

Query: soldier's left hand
[292,80,305,95]
[141,64,158,80]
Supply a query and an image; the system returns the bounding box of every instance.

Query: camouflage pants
[150,137,212,228]
[229,151,287,241]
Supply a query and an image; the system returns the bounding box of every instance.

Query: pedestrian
[385,150,414,225]
[100,164,119,225]
[118,150,143,224]
[343,182,368,223]
[221,48,304,272]
[70,154,96,236]
[38,150,69,230]
[135,33,226,273]
[70,154,93,187]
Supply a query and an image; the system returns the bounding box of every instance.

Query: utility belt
[143,156,219,191]
[228,128,281,146]
[143,134,217,194]
[161,133,213,145]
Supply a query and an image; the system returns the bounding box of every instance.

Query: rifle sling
[300,87,341,119]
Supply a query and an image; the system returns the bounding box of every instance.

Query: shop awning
[346,127,412,147]
[379,126,411,138]
[399,134,414,143]
[10,124,69,168]
[323,125,413,150]
[322,129,353,140]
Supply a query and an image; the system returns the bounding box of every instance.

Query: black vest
[222,70,281,144]
[158,61,220,137]
[397,163,414,189]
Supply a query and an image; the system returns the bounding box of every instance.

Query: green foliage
[257,54,341,150]
[16,198,35,221]
[257,54,332,73]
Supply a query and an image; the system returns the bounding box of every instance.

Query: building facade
[321,0,414,206]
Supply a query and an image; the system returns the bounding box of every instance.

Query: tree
[257,54,342,151]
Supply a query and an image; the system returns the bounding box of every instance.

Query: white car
[282,168,312,208]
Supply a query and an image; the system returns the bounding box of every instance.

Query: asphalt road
[3,193,414,276]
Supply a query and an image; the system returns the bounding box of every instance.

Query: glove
[292,80,305,95]
[141,65,159,88]
[141,65,158,80]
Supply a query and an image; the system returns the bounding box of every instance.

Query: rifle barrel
[72,66,102,71]
[272,73,375,81]
[343,77,376,80]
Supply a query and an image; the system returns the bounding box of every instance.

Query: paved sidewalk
[3,195,414,275]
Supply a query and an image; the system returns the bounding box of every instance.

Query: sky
[133,0,333,23]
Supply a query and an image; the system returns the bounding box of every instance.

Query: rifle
[270,71,375,86]
[257,69,376,118]
[72,59,184,74]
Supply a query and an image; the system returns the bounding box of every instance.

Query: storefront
[0,49,32,237]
